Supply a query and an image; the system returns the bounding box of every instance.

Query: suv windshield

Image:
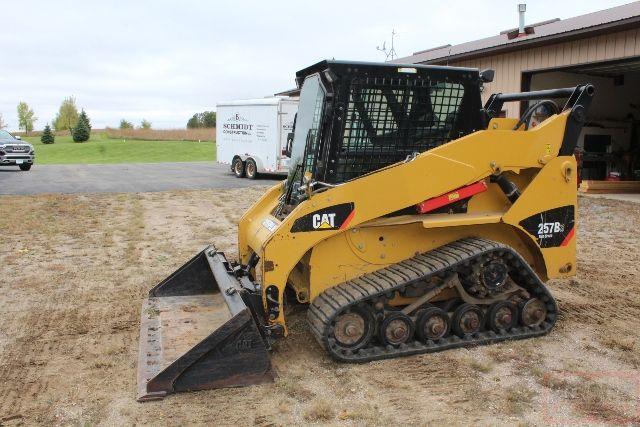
[0,130,15,140]
[286,74,326,189]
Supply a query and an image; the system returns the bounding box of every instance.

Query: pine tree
[41,124,55,144]
[80,110,92,131]
[73,110,91,142]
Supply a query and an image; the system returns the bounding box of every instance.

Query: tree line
[187,111,216,128]
[0,102,217,139]
[119,119,152,130]
[1,97,152,142]
[0,97,92,143]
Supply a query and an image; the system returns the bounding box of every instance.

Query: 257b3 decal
[520,206,574,248]
[537,221,565,239]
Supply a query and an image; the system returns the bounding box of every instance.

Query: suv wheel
[232,158,245,178]
[245,158,258,180]
[19,164,31,171]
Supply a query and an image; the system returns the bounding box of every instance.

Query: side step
[136,246,275,401]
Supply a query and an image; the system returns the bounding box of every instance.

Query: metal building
[398,2,640,184]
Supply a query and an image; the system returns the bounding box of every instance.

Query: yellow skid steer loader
[137,60,594,400]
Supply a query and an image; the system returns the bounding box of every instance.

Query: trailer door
[277,100,298,173]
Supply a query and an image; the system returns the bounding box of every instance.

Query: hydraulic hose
[513,100,559,130]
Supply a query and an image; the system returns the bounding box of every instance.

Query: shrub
[303,399,335,421]
[119,119,133,129]
[41,124,55,144]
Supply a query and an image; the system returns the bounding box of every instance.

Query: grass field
[23,133,216,164]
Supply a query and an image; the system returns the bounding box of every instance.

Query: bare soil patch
[1,191,639,425]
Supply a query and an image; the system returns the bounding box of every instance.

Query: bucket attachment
[137,246,274,401]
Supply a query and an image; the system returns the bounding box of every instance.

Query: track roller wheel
[452,303,484,337]
[520,298,547,327]
[487,301,518,332]
[416,307,450,341]
[332,306,375,350]
[379,312,414,346]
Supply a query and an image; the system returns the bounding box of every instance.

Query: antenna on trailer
[376,29,397,61]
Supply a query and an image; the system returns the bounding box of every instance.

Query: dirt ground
[1,188,639,425]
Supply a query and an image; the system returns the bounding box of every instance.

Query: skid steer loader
[137,60,594,400]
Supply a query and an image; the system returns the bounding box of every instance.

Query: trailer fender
[246,156,266,173]
[231,154,248,162]
[232,154,265,171]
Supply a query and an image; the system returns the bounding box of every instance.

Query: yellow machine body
[239,114,577,333]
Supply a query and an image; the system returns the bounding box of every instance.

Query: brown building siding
[430,28,640,117]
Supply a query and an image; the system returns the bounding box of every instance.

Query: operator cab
[283,60,485,206]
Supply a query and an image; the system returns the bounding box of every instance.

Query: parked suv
[0,130,35,171]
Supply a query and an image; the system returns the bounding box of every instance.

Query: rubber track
[307,237,557,362]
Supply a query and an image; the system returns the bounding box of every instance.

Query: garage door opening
[523,57,640,193]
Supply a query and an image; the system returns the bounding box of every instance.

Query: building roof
[274,88,301,97]
[396,1,640,64]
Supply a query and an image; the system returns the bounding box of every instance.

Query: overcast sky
[0,0,632,130]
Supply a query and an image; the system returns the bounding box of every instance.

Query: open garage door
[523,57,640,192]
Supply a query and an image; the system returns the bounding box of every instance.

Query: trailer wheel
[232,157,245,178]
[245,158,258,180]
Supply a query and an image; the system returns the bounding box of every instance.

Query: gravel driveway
[0,162,282,195]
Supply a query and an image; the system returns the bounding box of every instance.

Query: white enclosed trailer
[216,97,298,179]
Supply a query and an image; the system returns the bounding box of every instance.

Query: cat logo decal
[291,203,355,232]
[312,213,336,229]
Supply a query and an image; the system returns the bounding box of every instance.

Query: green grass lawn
[23,133,216,164]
